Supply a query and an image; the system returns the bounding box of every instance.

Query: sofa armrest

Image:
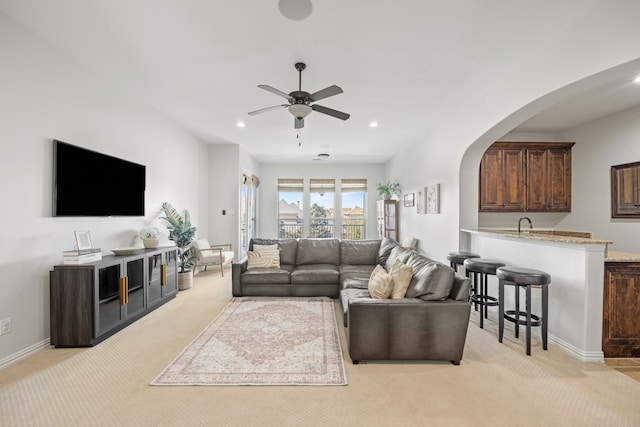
[450,275,471,301]
[232,258,248,297]
[347,298,471,364]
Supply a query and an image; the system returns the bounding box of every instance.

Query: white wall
[555,106,640,253]
[0,13,208,364]
[258,163,385,240]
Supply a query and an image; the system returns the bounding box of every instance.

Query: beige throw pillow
[247,250,280,269]
[368,264,394,299]
[389,259,413,299]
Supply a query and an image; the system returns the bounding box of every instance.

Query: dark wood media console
[50,247,178,347]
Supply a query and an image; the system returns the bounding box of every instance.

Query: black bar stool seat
[463,258,505,329]
[447,251,480,273]
[497,266,551,356]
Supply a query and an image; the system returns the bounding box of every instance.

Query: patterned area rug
[151,297,347,386]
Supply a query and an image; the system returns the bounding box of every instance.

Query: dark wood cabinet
[50,247,178,347]
[611,161,640,218]
[479,146,525,211]
[479,142,574,212]
[603,262,640,357]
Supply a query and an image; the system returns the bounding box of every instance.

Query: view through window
[277,178,367,240]
[278,179,303,238]
[309,179,335,238]
[341,179,366,239]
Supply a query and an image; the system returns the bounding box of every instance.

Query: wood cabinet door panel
[546,148,572,211]
[612,163,640,217]
[603,263,640,357]
[525,149,548,211]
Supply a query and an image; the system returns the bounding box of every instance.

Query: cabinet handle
[161,264,167,286]
[125,276,129,305]
[119,277,126,305]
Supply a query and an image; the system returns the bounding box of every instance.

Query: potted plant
[160,202,197,290]
[376,180,401,200]
[139,227,160,249]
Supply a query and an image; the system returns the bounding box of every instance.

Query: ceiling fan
[248,62,350,129]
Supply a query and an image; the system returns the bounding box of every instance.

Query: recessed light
[369,121,378,128]
[317,153,330,159]
[236,121,246,128]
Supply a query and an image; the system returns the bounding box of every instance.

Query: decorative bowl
[111,247,137,256]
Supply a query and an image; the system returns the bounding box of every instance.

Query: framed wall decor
[416,188,426,214]
[404,193,415,207]
[426,184,440,214]
[74,230,93,250]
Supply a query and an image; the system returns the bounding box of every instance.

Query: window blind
[277,178,304,192]
[341,179,367,193]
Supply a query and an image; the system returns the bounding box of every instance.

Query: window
[341,179,367,240]
[309,179,335,238]
[278,179,303,238]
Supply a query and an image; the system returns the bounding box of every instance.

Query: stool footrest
[504,310,541,327]
[470,295,499,306]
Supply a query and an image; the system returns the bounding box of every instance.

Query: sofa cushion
[389,260,413,299]
[339,288,370,326]
[384,246,413,271]
[296,239,340,265]
[247,250,280,269]
[377,237,399,265]
[368,265,394,299]
[340,240,380,265]
[290,264,340,284]
[241,265,294,284]
[405,262,455,301]
[339,264,376,289]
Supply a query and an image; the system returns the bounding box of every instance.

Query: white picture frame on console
[74,230,93,250]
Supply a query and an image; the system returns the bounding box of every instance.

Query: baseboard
[548,334,604,363]
[0,338,50,371]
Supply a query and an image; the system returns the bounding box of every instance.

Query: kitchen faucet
[518,216,533,234]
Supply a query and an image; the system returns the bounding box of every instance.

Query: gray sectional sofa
[232,237,471,365]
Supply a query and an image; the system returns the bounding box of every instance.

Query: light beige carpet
[1,270,640,426]
[151,297,347,386]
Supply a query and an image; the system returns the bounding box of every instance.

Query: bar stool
[496,266,551,356]
[447,252,480,275]
[463,258,505,329]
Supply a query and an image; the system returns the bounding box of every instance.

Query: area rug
[151,297,347,386]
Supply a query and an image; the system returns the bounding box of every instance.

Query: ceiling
[2,1,640,163]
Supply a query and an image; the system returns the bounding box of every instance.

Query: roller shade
[341,179,367,193]
[310,179,335,193]
[278,178,303,192]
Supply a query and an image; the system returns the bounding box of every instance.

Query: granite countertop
[461,228,613,245]
[605,250,640,262]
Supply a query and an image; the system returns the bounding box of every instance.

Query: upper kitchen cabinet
[479,142,574,213]
[611,161,640,218]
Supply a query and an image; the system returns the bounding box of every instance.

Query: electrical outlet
[0,318,11,336]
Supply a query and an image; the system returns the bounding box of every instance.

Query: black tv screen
[53,140,146,216]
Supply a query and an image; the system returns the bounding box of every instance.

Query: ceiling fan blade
[258,85,293,101]
[311,104,350,120]
[248,104,288,115]
[294,117,304,129]
[308,85,343,102]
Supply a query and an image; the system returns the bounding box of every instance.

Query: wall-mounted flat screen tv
[53,140,146,216]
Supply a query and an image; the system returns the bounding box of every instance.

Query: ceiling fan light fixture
[288,104,312,119]
[278,0,313,21]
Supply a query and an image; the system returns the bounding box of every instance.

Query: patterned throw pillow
[389,259,414,299]
[368,264,393,299]
[247,250,280,269]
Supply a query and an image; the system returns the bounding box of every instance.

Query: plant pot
[382,194,391,200]
[178,271,193,291]
[143,237,159,248]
